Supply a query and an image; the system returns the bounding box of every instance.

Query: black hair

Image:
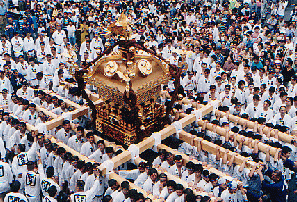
[193,164,203,173]
[48,185,57,197]
[201,196,211,202]
[86,132,94,138]
[209,173,218,181]
[121,181,129,189]
[63,120,70,125]
[280,91,288,97]
[167,180,176,189]
[18,144,26,152]
[174,155,182,161]
[77,160,85,169]
[186,161,194,169]
[175,184,184,191]
[77,180,85,190]
[46,166,55,178]
[253,94,260,100]
[148,168,158,176]
[231,126,239,133]
[64,152,73,161]
[264,99,271,106]
[77,126,84,132]
[203,170,209,176]
[10,180,21,192]
[186,193,197,202]
[102,195,112,202]
[22,99,29,105]
[29,102,36,108]
[282,146,292,155]
[128,189,138,199]
[238,80,245,86]
[184,188,194,196]
[108,179,117,187]
[56,147,66,155]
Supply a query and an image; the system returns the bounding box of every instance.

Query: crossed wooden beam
[215,110,294,144]
[24,90,221,200]
[15,90,292,201]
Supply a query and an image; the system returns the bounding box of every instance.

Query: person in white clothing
[256,100,274,123]
[235,80,246,105]
[220,85,232,106]
[112,181,129,202]
[173,184,184,202]
[169,155,186,178]
[38,157,61,197]
[23,32,35,53]
[191,164,207,190]
[0,89,11,110]
[16,82,34,101]
[88,139,107,163]
[161,152,174,171]
[142,168,158,194]
[4,180,28,202]
[165,182,179,202]
[0,71,12,93]
[66,21,76,45]
[12,143,37,191]
[43,185,58,202]
[22,103,38,126]
[104,179,119,197]
[213,177,228,198]
[273,105,292,128]
[245,94,261,119]
[56,120,72,145]
[181,162,195,184]
[23,161,40,202]
[80,132,96,157]
[152,149,166,167]
[221,181,247,202]
[52,25,66,53]
[84,163,104,199]
[90,32,104,54]
[134,162,149,188]
[70,178,101,202]
[67,126,85,153]
[11,33,23,57]
[204,173,219,193]
[0,155,13,194]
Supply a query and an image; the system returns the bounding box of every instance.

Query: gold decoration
[138,59,152,76]
[104,61,119,77]
[107,13,131,39]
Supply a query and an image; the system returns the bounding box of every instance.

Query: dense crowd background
[0,0,296,202]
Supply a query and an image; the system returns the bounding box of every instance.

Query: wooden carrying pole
[215,110,294,144]
[196,120,280,157]
[90,137,218,200]
[10,114,38,133]
[48,135,154,199]
[28,94,219,200]
[157,144,236,180]
[115,148,218,201]
[155,169,217,200]
[9,91,219,200]
[91,135,218,200]
[98,103,218,175]
[178,130,256,168]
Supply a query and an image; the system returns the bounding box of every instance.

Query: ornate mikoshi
[75,14,183,146]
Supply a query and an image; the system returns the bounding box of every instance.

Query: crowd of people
[0,0,296,202]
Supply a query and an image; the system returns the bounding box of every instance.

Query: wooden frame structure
[12,88,295,201]
[18,90,221,200]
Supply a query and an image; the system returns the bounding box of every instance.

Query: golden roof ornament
[108,13,131,39]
